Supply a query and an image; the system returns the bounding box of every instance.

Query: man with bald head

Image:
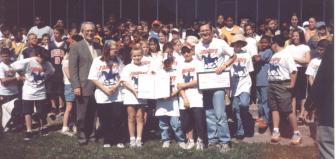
[69,22,102,145]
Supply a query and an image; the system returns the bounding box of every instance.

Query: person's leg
[256,86,263,120]
[62,101,73,130]
[75,96,89,144]
[232,95,242,136]
[22,100,34,132]
[127,106,136,139]
[111,102,125,144]
[192,108,207,143]
[97,103,113,144]
[239,92,251,136]
[170,116,185,143]
[135,107,145,140]
[203,91,217,144]
[260,86,269,124]
[158,116,170,143]
[212,90,231,144]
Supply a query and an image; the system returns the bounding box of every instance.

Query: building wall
[2,0,334,28]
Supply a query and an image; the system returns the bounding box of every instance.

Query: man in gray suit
[69,22,101,145]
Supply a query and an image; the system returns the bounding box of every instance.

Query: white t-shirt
[230,52,254,96]
[11,57,55,100]
[62,59,71,84]
[28,26,54,39]
[195,38,234,70]
[305,57,322,78]
[120,62,149,105]
[0,62,19,96]
[268,49,298,81]
[286,44,310,67]
[155,68,180,117]
[176,59,204,110]
[88,56,124,104]
[141,55,153,66]
[163,52,184,71]
[244,37,258,56]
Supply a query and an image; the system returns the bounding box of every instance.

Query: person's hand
[74,87,81,96]
[177,83,185,90]
[285,84,294,90]
[215,65,226,74]
[183,99,190,109]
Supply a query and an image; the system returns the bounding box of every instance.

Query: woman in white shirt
[287,29,311,122]
[88,41,125,148]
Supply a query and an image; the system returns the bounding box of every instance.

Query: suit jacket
[69,39,102,96]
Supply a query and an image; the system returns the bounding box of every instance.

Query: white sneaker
[103,144,111,148]
[130,139,136,148]
[116,143,125,148]
[186,140,195,149]
[61,130,74,136]
[178,142,187,149]
[162,141,170,148]
[196,139,204,150]
[72,126,77,134]
[135,139,142,148]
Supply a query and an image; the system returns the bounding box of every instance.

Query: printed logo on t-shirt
[4,70,16,77]
[30,67,45,83]
[269,57,281,77]
[232,58,247,76]
[201,53,218,68]
[141,60,151,65]
[50,49,65,65]
[99,64,120,86]
[102,70,119,86]
[182,68,195,83]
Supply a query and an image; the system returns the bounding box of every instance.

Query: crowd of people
[0,13,333,155]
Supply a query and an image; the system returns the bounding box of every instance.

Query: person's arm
[178,89,190,109]
[92,80,120,96]
[288,71,297,89]
[308,75,314,86]
[215,54,237,74]
[294,51,311,65]
[68,45,81,96]
[176,80,197,90]
[121,80,137,97]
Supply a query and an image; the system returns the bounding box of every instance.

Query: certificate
[197,71,231,90]
[138,74,170,99]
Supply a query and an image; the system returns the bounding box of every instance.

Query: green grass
[0,132,318,159]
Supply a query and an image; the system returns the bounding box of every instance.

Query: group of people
[0,13,333,154]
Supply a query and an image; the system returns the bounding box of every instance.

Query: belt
[269,80,290,84]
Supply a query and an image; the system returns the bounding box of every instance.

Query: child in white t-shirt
[176,46,206,150]
[0,48,22,132]
[11,47,55,140]
[305,40,328,86]
[304,39,329,123]
[121,48,149,148]
[88,41,125,148]
[230,34,254,140]
[60,53,76,136]
[155,58,186,149]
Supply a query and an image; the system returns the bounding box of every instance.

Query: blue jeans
[158,116,185,142]
[232,92,250,136]
[256,86,269,124]
[204,90,231,144]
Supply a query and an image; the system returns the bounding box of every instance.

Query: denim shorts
[64,84,75,102]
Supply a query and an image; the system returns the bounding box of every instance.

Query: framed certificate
[137,74,171,99]
[197,71,231,90]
